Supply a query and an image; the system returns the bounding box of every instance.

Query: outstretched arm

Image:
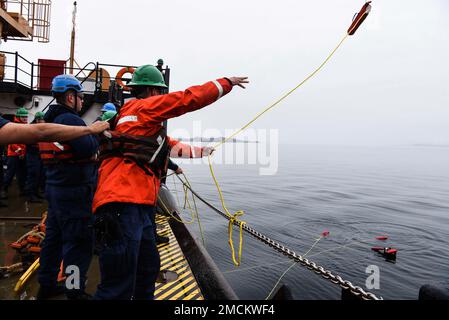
[0,121,110,145]
[143,77,249,125]
[168,137,215,159]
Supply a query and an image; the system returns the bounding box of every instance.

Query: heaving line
[207,1,374,267]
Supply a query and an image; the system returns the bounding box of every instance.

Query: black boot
[28,195,43,204]
[156,234,170,244]
[35,192,45,199]
[36,285,65,300]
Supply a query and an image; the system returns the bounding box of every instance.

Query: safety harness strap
[98,127,169,178]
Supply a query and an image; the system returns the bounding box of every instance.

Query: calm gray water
[169,145,449,300]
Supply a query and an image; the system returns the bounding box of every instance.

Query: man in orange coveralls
[93,64,248,300]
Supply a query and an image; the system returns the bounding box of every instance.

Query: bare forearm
[0,123,91,145]
[34,123,93,142]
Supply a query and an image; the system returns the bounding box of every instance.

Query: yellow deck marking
[160,256,185,270]
[155,270,193,295]
[154,214,204,300]
[159,248,181,261]
[184,290,203,300]
[156,277,196,300]
[160,251,183,265]
[171,282,199,300]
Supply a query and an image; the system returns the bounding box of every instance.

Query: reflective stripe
[150,137,166,164]
[117,115,138,126]
[192,146,201,158]
[212,80,224,100]
[53,142,65,151]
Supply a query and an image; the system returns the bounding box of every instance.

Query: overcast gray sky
[4,0,449,145]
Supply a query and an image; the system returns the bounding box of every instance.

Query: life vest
[98,126,169,178]
[7,144,26,157]
[39,142,95,165]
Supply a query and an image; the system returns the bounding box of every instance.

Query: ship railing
[0,51,169,96]
[2,0,52,43]
[0,51,99,94]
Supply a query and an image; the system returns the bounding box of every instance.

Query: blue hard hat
[101,102,117,113]
[51,74,83,93]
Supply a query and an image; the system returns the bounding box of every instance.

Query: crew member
[0,115,109,203]
[0,143,5,207]
[37,75,101,300]
[168,158,183,175]
[95,102,117,122]
[25,112,46,203]
[155,158,183,245]
[156,59,164,74]
[93,64,248,300]
[2,108,29,197]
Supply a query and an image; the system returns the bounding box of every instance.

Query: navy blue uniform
[0,116,9,128]
[0,117,10,204]
[38,104,99,298]
[94,204,160,300]
[3,156,27,193]
[25,142,44,198]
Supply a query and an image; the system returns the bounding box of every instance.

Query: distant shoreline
[174,137,259,144]
[412,144,449,148]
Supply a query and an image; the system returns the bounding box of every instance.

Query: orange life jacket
[98,127,169,178]
[39,142,95,165]
[7,144,26,157]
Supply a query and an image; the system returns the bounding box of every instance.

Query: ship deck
[0,186,204,300]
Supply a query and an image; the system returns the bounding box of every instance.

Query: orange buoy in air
[348,1,372,36]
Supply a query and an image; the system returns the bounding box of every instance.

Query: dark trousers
[25,152,43,196]
[0,154,4,191]
[3,156,27,192]
[94,203,160,300]
[38,184,95,297]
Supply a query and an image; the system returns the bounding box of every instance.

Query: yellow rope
[158,192,196,225]
[213,33,349,150]
[208,155,246,266]
[172,174,182,208]
[265,234,327,300]
[228,211,246,266]
[158,174,206,245]
[208,34,349,267]
[181,174,206,246]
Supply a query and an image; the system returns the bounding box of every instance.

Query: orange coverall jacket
[92,78,232,213]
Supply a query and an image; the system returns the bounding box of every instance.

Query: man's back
[43,104,98,186]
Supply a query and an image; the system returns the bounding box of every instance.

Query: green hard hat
[101,110,118,122]
[35,112,45,120]
[16,108,29,117]
[127,65,167,88]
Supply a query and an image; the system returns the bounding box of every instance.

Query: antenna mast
[69,1,77,74]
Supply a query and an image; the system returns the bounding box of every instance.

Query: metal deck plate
[155,214,204,301]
